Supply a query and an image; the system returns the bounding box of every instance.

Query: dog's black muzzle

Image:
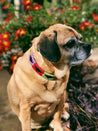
[82,43,91,55]
[70,43,91,66]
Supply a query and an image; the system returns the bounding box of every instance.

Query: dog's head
[37,24,91,66]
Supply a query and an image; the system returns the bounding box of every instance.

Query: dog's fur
[7,24,91,131]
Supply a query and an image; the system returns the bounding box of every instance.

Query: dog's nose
[83,44,91,53]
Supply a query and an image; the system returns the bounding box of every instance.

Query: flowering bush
[0,0,98,72]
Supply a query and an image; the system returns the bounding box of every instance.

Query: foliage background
[0,0,98,72]
[0,0,98,131]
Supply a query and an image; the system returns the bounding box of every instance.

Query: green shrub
[0,0,98,72]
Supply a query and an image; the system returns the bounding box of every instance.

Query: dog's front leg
[19,102,31,131]
[50,93,65,131]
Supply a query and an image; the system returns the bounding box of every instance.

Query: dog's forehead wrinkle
[67,28,75,33]
[40,24,80,46]
[57,33,77,46]
[40,32,55,43]
[66,26,80,39]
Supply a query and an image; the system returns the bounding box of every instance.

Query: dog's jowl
[7,24,91,131]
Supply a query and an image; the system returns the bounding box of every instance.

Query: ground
[0,70,21,131]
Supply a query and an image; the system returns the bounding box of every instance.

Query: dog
[7,24,91,131]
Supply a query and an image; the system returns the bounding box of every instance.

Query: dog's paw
[50,120,64,131]
[61,103,70,121]
[61,111,70,121]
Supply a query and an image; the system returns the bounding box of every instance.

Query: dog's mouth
[70,53,91,66]
[70,44,91,66]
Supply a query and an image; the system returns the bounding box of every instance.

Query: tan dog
[7,24,91,131]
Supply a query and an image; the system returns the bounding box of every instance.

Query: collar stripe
[28,50,57,80]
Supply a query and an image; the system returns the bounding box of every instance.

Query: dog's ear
[37,31,61,63]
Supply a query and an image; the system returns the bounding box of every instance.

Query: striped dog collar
[28,50,57,80]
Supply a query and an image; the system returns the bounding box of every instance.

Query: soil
[0,70,21,131]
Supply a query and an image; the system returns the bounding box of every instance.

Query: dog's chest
[31,80,66,120]
[46,80,61,90]
[39,79,66,103]
[46,79,66,95]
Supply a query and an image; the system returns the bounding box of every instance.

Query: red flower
[0,43,3,52]
[25,4,32,11]
[0,31,11,52]
[10,54,18,70]
[14,35,18,41]
[10,61,15,70]
[3,3,10,9]
[5,17,11,22]
[22,0,32,11]
[15,28,26,40]
[1,31,9,40]
[5,13,14,22]
[23,0,32,5]
[0,36,4,52]
[3,39,11,46]
[92,13,98,23]
[73,0,82,4]
[1,0,7,4]
[82,21,93,26]
[11,54,18,61]
[71,5,79,10]
[8,12,15,18]
[79,21,94,31]
[19,28,26,37]
[0,27,2,32]
[2,39,11,52]
[96,29,98,33]
[79,23,85,31]
[0,64,3,71]
[25,16,33,22]
[59,9,65,14]
[0,36,3,43]
[16,29,21,36]
[33,4,41,11]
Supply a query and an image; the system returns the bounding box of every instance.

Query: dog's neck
[31,43,70,80]
[54,65,70,79]
[28,49,57,80]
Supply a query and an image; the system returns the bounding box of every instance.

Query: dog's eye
[63,39,76,49]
